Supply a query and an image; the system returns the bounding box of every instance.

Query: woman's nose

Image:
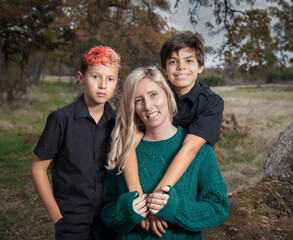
[144,99,152,110]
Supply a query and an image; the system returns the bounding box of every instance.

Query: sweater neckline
[138,126,186,153]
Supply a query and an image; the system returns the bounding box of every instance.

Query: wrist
[52,213,63,224]
[153,186,167,194]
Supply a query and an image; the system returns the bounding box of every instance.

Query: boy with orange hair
[31,46,120,239]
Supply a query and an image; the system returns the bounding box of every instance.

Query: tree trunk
[262,122,293,182]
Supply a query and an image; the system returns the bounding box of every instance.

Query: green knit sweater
[101,126,229,239]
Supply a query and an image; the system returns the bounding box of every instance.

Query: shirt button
[97,167,100,171]
[96,148,100,151]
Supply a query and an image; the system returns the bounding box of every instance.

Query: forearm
[154,135,205,192]
[123,131,144,195]
[31,157,62,224]
[123,148,143,195]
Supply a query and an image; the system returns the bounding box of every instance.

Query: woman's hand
[147,186,170,214]
[149,213,168,237]
[139,216,150,232]
[133,194,148,217]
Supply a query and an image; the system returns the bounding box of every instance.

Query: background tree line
[1,0,292,101]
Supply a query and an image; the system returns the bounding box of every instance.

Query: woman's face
[134,78,171,130]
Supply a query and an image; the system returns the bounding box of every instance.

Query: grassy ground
[213,85,293,194]
[0,79,292,239]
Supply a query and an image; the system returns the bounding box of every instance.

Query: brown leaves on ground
[202,179,293,240]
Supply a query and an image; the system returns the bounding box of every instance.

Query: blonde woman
[102,67,229,239]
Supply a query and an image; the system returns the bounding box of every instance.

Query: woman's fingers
[145,216,150,232]
[133,194,148,217]
[161,219,168,229]
[160,186,170,193]
[139,219,146,230]
[147,192,169,213]
[149,214,167,237]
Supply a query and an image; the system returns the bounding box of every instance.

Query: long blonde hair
[107,67,177,174]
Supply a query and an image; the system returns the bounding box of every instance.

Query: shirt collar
[103,101,116,121]
[174,80,202,104]
[74,93,91,119]
[74,93,116,120]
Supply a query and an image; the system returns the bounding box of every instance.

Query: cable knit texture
[101,126,230,239]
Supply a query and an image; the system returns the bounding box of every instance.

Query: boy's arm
[123,131,144,196]
[153,134,206,193]
[31,155,62,224]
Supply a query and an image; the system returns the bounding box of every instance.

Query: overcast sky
[160,0,284,67]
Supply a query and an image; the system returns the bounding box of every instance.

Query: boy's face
[164,48,204,97]
[77,64,119,106]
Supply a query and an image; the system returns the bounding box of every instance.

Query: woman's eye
[135,99,142,104]
[108,78,114,82]
[151,93,157,97]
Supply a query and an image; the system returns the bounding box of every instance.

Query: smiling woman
[134,78,176,141]
[102,66,229,239]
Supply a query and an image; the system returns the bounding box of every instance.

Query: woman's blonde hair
[107,67,177,174]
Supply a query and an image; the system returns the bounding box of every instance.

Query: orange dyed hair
[80,45,121,75]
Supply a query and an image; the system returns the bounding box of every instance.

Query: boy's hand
[147,186,170,214]
[133,194,148,217]
[149,213,168,237]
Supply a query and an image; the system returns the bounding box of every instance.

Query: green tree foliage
[1,0,292,101]
[49,0,172,79]
[269,0,293,65]
[176,0,292,82]
[0,0,172,100]
[0,0,61,101]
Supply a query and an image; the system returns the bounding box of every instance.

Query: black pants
[55,214,115,240]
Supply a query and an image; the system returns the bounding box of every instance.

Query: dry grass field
[212,85,293,194]
[0,80,293,239]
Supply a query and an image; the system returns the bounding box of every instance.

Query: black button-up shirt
[34,93,115,217]
[173,80,224,146]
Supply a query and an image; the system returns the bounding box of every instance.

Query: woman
[101,67,229,239]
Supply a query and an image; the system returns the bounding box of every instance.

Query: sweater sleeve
[156,145,230,232]
[101,171,145,234]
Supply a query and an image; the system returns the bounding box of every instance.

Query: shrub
[199,74,226,86]
[265,68,293,83]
